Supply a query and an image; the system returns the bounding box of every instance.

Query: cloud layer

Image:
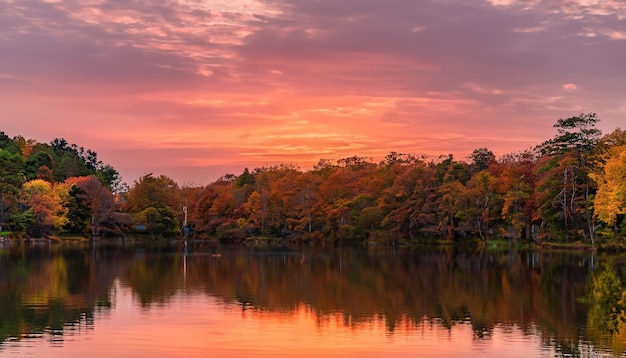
[1,0,625,184]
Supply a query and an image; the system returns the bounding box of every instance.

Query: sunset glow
[1,0,625,184]
[15,282,551,358]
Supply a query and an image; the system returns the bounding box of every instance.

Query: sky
[1,0,625,186]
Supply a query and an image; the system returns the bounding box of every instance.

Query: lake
[1,240,625,357]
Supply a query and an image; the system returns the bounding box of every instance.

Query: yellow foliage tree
[592,146,626,233]
[21,179,69,235]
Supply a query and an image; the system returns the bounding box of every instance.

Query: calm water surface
[1,241,626,357]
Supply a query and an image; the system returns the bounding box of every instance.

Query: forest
[1,113,625,245]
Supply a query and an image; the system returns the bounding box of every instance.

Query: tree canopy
[2,114,626,243]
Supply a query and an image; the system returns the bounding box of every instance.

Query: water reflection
[1,241,625,357]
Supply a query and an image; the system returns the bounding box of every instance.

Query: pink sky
[1,0,625,185]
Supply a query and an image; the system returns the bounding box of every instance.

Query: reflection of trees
[4,243,626,356]
[583,264,626,354]
[0,244,120,346]
[124,251,183,307]
[170,246,600,345]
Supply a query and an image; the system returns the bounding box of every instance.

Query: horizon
[2,1,625,185]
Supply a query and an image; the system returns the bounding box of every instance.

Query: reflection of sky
[3,281,555,357]
[1,1,626,185]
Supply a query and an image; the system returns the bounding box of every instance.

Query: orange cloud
[1,0,625,184]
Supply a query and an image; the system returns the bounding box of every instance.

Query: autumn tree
[314,162,378,239]
[311,159,339,179]
[380,160,437,239]
[592,145,626,237]
[0,133,122,235]
[195,186,247,240]
[465,171,498,240]
[65,175,117,235]
[189,182,229,237]
[497,151,538,240]
[244,164,302,237]
[12,135,36,160]
[535,154,577,240]
[125,174,183,235]
[284,171,320,236]
[434,155,470,240]
[20,179,69,237]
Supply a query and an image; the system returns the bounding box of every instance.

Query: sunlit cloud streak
[0,0,625,184]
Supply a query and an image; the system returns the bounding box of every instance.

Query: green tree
[235,167,255,187]
[535,153,580,240]
[585,265,626,335]
[539,113,602,243]
[133,206,179,235]
[95,164,123,193]
[541,113,602,161]
[469,147,495,173]
[0,148,25,193]
[63,185,91,234]
[25,151,55,181]
[12,135,36,160]
[125,174,182,235]
[65,175,117,235]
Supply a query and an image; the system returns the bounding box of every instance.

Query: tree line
[0,133,127,237]
[1,112,625,243]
